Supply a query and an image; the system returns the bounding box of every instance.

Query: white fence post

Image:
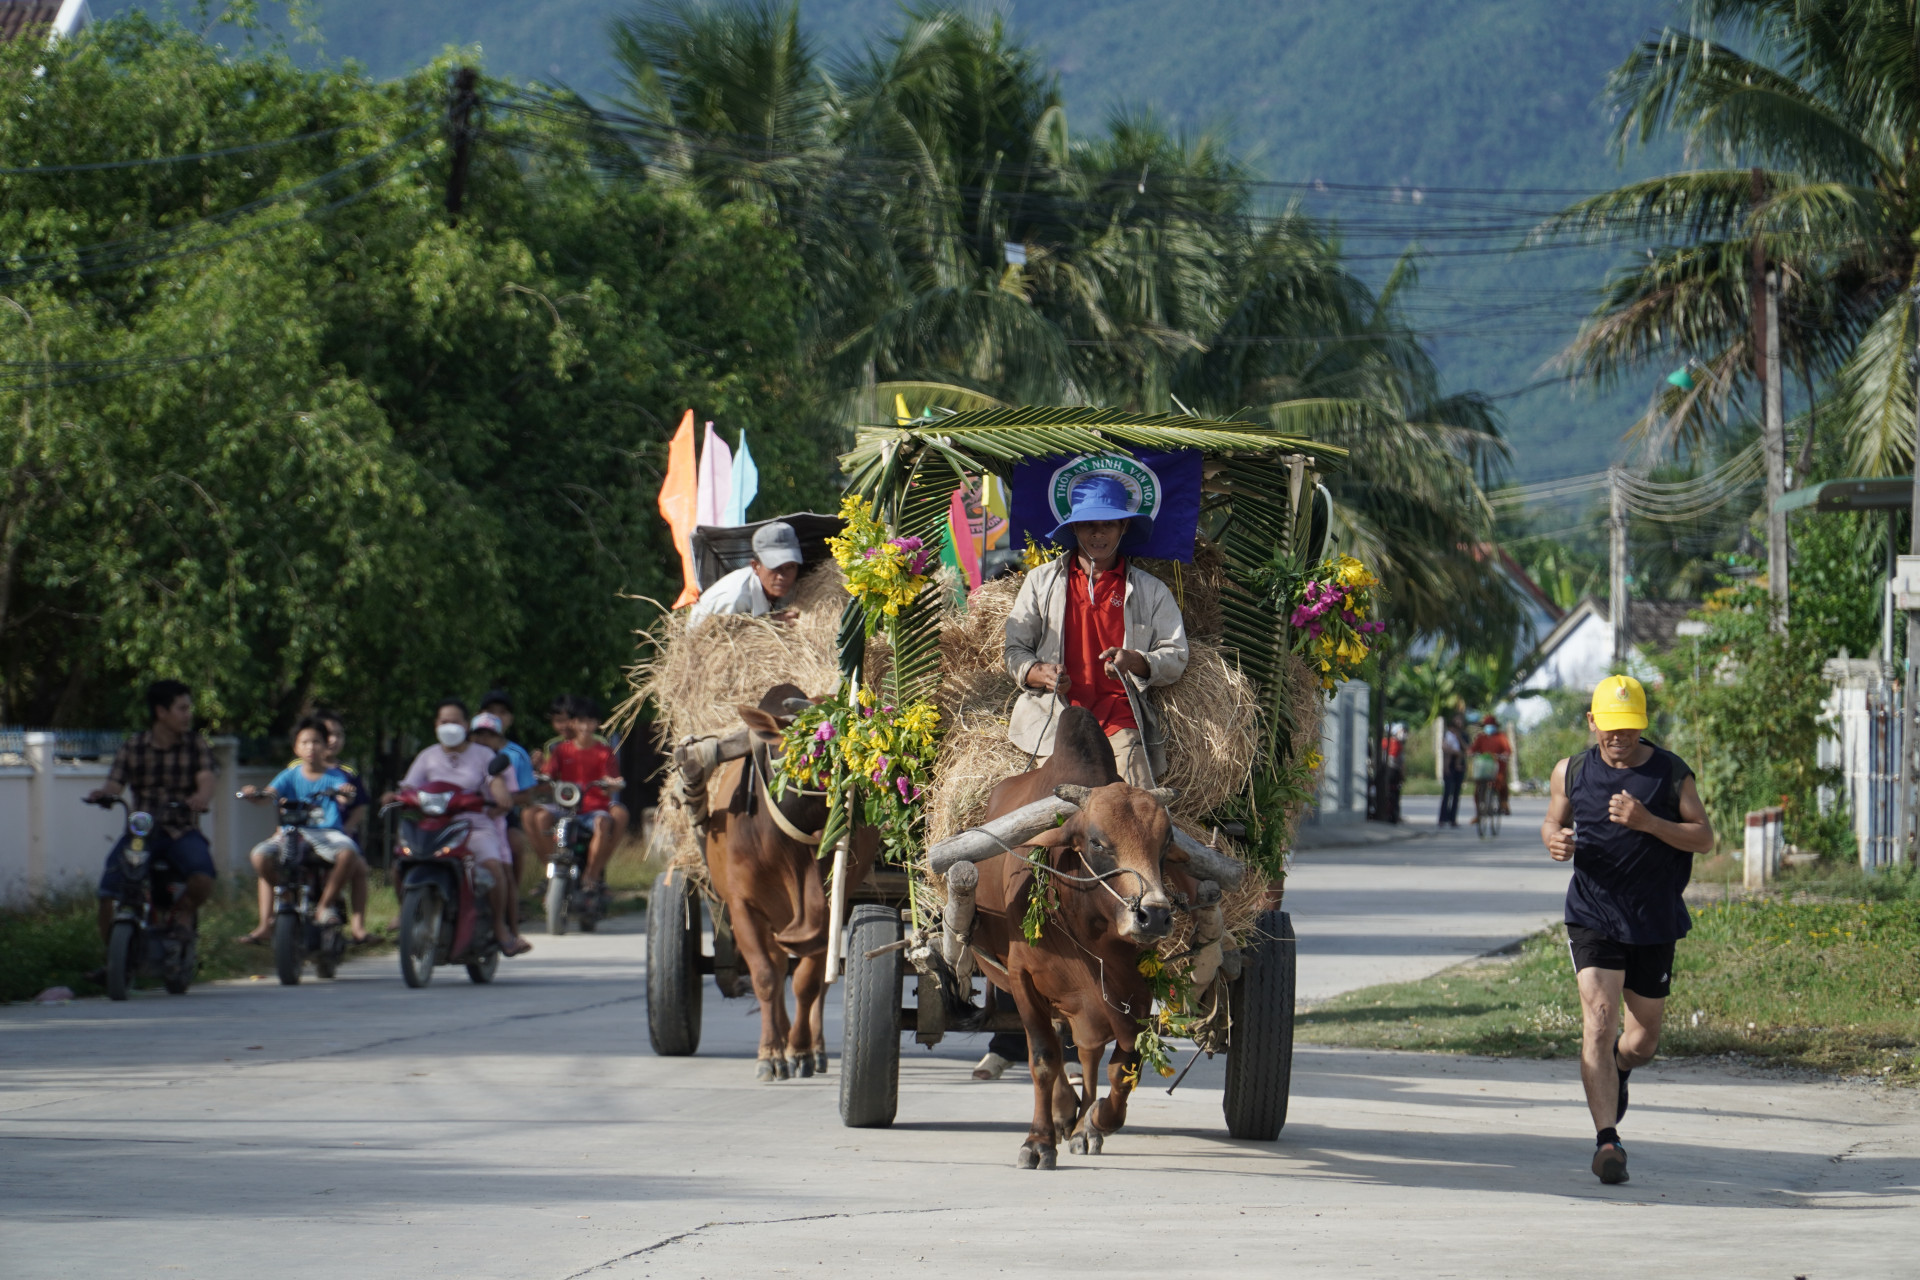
[25,731,52,896]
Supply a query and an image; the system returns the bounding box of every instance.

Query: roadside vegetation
[1299,865,1920,1084]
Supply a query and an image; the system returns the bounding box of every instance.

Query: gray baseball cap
[752,521,803,569]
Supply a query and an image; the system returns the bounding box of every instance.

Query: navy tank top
[1564,743,1696,945]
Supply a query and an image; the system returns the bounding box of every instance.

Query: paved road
[1285,796,1565,1001]
[5,821,1917,1278]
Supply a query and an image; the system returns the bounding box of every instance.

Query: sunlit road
[4,842,1916,1278]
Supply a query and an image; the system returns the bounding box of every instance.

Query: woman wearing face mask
[382,698,531,956]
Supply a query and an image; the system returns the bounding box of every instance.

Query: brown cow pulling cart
[633,407,1371,1157]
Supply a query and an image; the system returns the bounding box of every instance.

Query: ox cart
[641,406,1351,1156]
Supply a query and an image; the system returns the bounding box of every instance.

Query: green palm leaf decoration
[840,405,1345,780]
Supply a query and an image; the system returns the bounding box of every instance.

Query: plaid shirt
[107,730,215,835]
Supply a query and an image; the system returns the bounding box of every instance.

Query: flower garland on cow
[775,495,944,875]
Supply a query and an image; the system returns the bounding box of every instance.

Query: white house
[1511,597,1698,726]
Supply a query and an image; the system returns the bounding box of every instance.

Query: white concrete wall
[1305,680,1369,826]
[0,735,278,903]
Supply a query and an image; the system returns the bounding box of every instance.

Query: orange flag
[659,410,700,607]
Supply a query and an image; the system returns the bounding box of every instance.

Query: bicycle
[1469,754,1502,839]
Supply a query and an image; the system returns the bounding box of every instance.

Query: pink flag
[695,420,732,530]
[948,486,982,589]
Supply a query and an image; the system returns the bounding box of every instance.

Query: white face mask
[435,721,468,749]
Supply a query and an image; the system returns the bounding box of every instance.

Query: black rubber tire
[646,869,703,1056]
[399,884,440,989]
[273,911,302,986]
[466,952,499,984]
[545,876,568,937]
[163,935,196,995]
[105,921,136,1001]
[838,903,903,1129]
[1223,908,1295,1141]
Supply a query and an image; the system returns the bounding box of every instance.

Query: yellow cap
[1590,675,1647,731]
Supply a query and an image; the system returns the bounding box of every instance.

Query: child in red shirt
[534,697,627,893]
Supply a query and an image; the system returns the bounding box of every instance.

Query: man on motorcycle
[471,698,537,895]
[533,695,627,901]
[382,699,531,956]
[84,680,217,947]
[236,715,372,945]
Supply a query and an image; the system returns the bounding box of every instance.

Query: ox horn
[1052,784,1092,806]
[927,795,1079,873]
[1167,826,1248,890]
[1148,786,1179,806]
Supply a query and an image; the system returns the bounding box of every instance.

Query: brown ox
[971,706,1187,1169]
[705,683,876,1081]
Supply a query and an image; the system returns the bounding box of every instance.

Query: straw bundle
[620,563,849,747]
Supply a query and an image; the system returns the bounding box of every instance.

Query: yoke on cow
[633,404,1364,1157]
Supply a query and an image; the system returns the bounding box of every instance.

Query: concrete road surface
[5,821,1916,1278]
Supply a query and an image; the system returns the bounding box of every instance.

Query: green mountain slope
[98,0,1686,480]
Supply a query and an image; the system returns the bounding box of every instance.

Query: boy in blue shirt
[237,716,371,944]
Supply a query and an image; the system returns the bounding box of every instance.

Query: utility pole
[1902,282,1920,862]
[1753,166,1789,627]
[1610,465,1629,665]
[445,66,480,223]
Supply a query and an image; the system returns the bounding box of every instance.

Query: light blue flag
[723,430,758,526]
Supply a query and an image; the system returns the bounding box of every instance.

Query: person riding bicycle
[381,699,530,956]
[1471,715,1513,821]
[531,696,627,905]
[1474,715,1514,814]
[237,715,373,946]
[83,680,218,956]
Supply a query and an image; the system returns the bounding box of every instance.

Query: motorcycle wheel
[545,876,568,937]
[273,912,303,986]
[466,951,499,984]
[105,920,136,1001]
[399,884,440,989]
[164,933,197,995]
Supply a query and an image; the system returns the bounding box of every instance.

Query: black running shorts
[1566,923,1675,999]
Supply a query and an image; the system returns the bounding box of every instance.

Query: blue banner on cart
[1009,449,1203,562]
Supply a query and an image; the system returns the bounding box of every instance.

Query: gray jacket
[1003,556,1190,766]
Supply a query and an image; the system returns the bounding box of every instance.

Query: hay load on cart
[629,406,1381,1141]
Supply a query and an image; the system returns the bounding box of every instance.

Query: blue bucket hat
[1048,474,1153,549]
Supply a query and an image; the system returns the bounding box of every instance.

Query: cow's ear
[1024,826,1073,851]
[1148,786,1179,807]
[737,705,785,742]
[1163,835,1190,864]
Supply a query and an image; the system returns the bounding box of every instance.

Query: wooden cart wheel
[646,868,704,1056]
[838,903,902,1128]
[1222,908,1295,1140]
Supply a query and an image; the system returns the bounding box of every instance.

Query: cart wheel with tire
[646,866,705,1056]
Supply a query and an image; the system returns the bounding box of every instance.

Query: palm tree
[1543,0,1920,474]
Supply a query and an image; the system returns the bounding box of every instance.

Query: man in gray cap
[688,521,804,626]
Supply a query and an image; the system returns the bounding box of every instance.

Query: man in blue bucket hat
[1004,472,1187,788]
[973,473,1190,1082]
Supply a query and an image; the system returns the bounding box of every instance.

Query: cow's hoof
[1037,1145,1057,1170]
[774,1057,791,1081]
[814,1050,829,1074]
[1068,1133,1087,1155]
[1085,1129,1104,1155]
[791,1055,814,1079]
[1016,1144,1040,1170]
[755,1060,777,1083]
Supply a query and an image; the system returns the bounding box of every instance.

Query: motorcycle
[87,796,199,1000]
[538,776,615,936]
[384,753,513,988]
[243,787,354,985]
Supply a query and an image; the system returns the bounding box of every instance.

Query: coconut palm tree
[1544,0,1920,473]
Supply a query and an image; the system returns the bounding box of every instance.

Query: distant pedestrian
[1541,675,1714,1185]
[1437,715,1466,827]
[1381,723,1406,823]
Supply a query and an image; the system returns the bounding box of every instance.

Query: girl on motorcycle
[382,699,531,956]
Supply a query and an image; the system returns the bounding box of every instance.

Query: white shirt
[688,564,772,627]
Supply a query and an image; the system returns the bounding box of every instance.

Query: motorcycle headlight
[420,793,451,816]
[128,812,155,837]
[123,842,150,869]
[554,782,581,808]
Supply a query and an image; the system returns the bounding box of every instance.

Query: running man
[1541,674,1714,1185]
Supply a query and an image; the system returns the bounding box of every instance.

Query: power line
[0,123,378,176]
